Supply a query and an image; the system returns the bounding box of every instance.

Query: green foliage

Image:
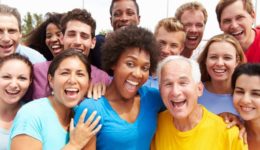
[22,12,43,36]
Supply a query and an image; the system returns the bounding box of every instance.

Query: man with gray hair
[151,55,247,150]
[0,4,46,64]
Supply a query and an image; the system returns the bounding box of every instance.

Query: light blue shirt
[198,85,238,115]
[143,75,159,89]
[16,44,46,64]
[0,128,8,150]
[74,86,164,150]
[9,98,69,150]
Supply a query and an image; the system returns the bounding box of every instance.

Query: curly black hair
[101,25,159,75]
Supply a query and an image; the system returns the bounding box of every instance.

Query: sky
[1,0,259,40]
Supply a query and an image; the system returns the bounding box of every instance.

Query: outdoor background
[1,0,259,41]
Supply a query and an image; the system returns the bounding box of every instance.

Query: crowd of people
[0,0,259,150]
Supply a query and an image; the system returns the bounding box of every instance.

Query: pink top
[31,61,111,100]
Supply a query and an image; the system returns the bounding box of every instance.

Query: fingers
[78,109,88,124]
[87,82,94,98]
[85,111,97,126]
[69,118,74,134]
[226,120,236,128]
[93,83,101,100]
[101,83,106,96]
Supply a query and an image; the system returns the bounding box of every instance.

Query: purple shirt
[31,61,111,100]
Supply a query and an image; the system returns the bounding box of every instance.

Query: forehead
[0,14,19,29]
[161,60,192,79]
[112,0,138,12]
[119,47,150,60]
[156,27,185,43]
[65,20,91,34]
[180,9,205,23]
[208,41,237,55]
[57,56,85,70]
[221,0,250,19]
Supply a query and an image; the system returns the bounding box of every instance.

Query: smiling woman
[9,49,102,150]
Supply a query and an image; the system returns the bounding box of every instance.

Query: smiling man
[0,4,46,64]
[151,55,247,150]
[216,0,260,63]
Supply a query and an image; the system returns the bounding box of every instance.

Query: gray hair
[0,4,21,31]
[157,55,201,84]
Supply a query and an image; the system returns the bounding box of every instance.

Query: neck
[242,28,256,51]
[173,104,203,131]
[181,47,194,58]
[0,100,21,122]
[48,96,72,130]
[205,80,232,94]
[246,119,260,140]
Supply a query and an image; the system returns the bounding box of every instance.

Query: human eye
[81,33,90,40]
[77,71,86,77]
[236,15,245,21]
[60,71,69,76]
[1,75,11,79]
[8,29,18,34]
[209,55,217,60]
[252,91,260,97]
[18,76,28,81]
[222,19,231,25]
[126,61,134,68]
[56,31,63,37]
[142,65,150,72]
[46,34,52,39]
[162,81,172,87]
[67,31,76,37]
[113,11,121,17]
[234,89,244,95]
[127,10,135,16]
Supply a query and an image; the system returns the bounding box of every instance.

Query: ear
[48,74,54,90]
[250,11,256,23]
[197,82,204,97]
[91,36,96,49]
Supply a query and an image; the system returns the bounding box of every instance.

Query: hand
[87,82,106,100]
[218,112,247,144]
[68,109,102,149]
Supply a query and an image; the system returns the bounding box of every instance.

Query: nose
[230,20,239,29]
[9,79,18,88]
[1,31,11,42]
[187,25,197,33]
[67,74,77,84]
[161,45,170,55]
[119,13,129,21]
[170,85,181,98]
[50,35,58,42]
[216,58,224,66]
[132,67,142,78]
[240,93,251,105]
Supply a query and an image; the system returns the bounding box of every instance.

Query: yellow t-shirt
[151,106,248,150]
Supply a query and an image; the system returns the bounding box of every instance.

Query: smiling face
[111,47,150,100]
[110,0,140,31]
[206,41,238,82]
[62,20,96,56]
[0,15,22,58]
[219,1,255,48]
[180,10,205,51]
[156,27,185,61]
[45,23,63,57]
[0,59,31,105]
[233,75,260,121]
[48,56,89,108]
[159,60,203,119]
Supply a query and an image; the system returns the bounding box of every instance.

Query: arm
[10,135,42,150]
[218,112,247,144]
[63,109,101,150]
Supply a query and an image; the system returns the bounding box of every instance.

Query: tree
[22,12,43,36]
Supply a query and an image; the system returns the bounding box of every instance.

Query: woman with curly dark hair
[74,26,165,150]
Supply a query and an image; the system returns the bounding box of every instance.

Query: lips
[240,105,254,112]
[5,89,20,95]
[0,44,14,52]
[65,88,79,98]
[125,80,139,92]
[170,100,186,109]
[230,30,244,40]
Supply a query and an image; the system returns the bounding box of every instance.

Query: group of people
[0,0,259,150]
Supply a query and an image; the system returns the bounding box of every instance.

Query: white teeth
[213,69,225,73]
[241,106,254,112]
[65,88,78,92]
[126,80,138,86]
[231,31,243,36]
[51,45,61,49]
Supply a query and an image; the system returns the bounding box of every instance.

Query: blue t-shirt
[143,75,159,89]
[74,86,164,150]
[9,98,69,150]
[198,86,238,115]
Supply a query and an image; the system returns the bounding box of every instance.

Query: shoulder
[17,45,46,64]
[90,65,111,85]
[18,98,50,115]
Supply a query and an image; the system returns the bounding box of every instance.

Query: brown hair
[0,4,21,31]
[197,34,246,82]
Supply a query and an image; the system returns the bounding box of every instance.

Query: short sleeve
[10,106,43,142]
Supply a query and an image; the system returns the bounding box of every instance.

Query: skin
[84,48,151,150]
[45,23,63,56]
[219,0,255,51]
[205,41,238,88]
[180,10,205,58]
[0,59,31,131]
[110,0,140,31]
[155,26,185,61]
[233,74,260,150]
[62,20,96,56]
[159,60,203,131]
[11,57,101,150]
[0,15,22,58]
